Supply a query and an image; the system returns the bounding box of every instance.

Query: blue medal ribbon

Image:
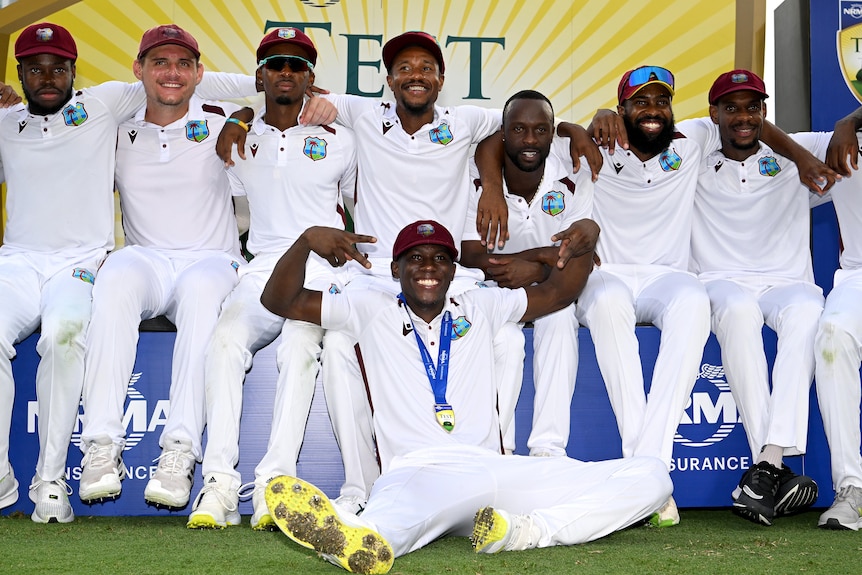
[398,293,455,432]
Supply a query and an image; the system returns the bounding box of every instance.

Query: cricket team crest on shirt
[186,120,209,143]
[328,284,341,294]
[541,191,565,216]
[451,316,471,340]
[72,268,95,285]
[304,136,327,160]
[429,121,453,145]
[659,148,682,172]
[62,103,88,127]
[758,156,781,177]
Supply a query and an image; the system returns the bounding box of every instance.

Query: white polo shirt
[321,286,527,472]
[227,105,357,257]
[323,94,501,264]
[462,149,593,253]
[591,134,702,270]
[0,74,256,258]
[678,117,831,283]
[115,95,242,256]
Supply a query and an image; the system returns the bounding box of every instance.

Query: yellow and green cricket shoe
[648,496,680,528]
[265,476,393,574]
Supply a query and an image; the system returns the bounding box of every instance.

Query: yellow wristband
[226,117,250,132]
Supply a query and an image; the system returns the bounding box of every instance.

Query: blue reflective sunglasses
[257,55,314,73]
[626,66,675,90]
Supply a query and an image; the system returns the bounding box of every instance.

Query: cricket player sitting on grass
[257,220,672,575]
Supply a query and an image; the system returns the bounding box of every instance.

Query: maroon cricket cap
[137,24,200,59]
[256,27,317,65]
[382,31,445,74]
[15,22,77,61]
[708,69,768,105]
[392,220,458,261]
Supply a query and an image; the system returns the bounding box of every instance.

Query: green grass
[1,510,859,575]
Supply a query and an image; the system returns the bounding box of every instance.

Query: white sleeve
[196,72,258,100]
[461,159,483,243]
[564,172,594,223]
[321,93,377,128]
[549,136,576,174]
[226,166,246,197]
[676,117,721,153]
[321,289,385,339]
[339,129,358,205]
[85,81,147,122]
[459,105,503,143]
[790,131,833,162]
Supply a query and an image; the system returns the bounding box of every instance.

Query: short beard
[274,94,302,106]
[623,114,676,157]
[22,84,73,116]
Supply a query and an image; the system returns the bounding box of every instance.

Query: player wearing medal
[459,90,596,457]
[77,25,246,509]
[255,220,670,574]
[187,27,360,530]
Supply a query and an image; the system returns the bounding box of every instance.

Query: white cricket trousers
[526,303,579,456]
[201,254,374,497]
[81,246,239,459]
[575,265,711,467]
[0,249,102,483]
[705,278,822,459]
[360,445,671,556]
[815,268,862,491]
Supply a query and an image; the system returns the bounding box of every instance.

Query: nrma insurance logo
[674,363,740,448]
[29,372,170,452]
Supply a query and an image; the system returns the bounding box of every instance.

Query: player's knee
[37,316,87,356]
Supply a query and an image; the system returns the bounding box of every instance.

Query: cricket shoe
[79,441,125,503]
[471,507,540,553]
[266,475,393,574]
[244,480,276,531]
[648,496,680,527]
[732,461,780,526]
[819,485,862,530]
[29,477,74,523]
[144,440,196,509]
[187,473,241,529]
[774,465,817,516]
[0,470,19,509]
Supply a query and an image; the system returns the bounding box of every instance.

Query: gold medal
[434,403,455,432]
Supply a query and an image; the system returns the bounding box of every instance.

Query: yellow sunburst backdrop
[1,0,738,241]
[3,0,736,123]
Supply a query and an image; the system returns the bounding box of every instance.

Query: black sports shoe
[731,462,780,526]
[774,464,818,516]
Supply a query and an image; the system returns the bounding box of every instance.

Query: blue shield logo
[429,122,453,145]
[659,148,682,171]
[303,137,327,161]
[186,120,209,143]
[541,191,565,216]
[62,103,88,127]
[452,316,472,340]
[758,156,781,177]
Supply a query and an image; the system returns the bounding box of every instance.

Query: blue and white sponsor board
[3,325,840,517]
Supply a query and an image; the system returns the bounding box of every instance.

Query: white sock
[755,445,784,469]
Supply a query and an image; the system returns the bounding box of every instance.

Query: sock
[755,444,784,469]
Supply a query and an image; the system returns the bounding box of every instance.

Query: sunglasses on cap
[626,66,675,90]
[257,55,314,73]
